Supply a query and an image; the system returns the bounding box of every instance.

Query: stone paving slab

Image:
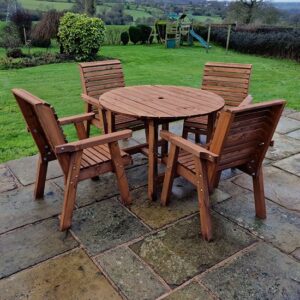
[96,246,168,300]
[128,179,230,230]
[200,242,300,300]
[0,165,17,193]
[282,108,297,116]
[0,249,122,300]
[220,168,241,181]
[162,282,214,300]
[288,111,300,121]
[130,214,256,287]
[292,248,300,261]
[234,166,300,212]
[71,198,149,255]
[218,179,252,198]
[266,132,300,161]
[276,116,300,134]
[118,137,141,150]
[7,155,62,186]
[273,153,300,176]
[0,182,63,234]
[287,129,300,140]
[214,192,300,253]
[0,218,78,279]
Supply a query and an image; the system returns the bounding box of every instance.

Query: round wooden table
[99,85,224,200]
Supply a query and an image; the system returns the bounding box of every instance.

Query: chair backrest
[12,89,67,160]
[209,100,285,175]
[78,60,125,100]
[202,62,252,107]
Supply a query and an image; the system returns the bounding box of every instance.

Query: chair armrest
[81,93,102,108]
[58,112,95,126]
[239,95,253,107]
[160,130,218,163]
[55,129,132,154]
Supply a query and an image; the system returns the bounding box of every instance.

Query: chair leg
[194,157,212,241]
[34,155,48,199]
[161,144,179,206]
[195,133,200,144]
[84,103,92,137]
[182,124,188,139]
[252,167,266,219]
[213,171,222,189]
[60,152,82,231]
[108,141,131,205]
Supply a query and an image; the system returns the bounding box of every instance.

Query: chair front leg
[194,156,212,241]
[34,155,48,199]
[108,141,131,205]
[60,151,82,231]
[84,102,92,137]
[161,143,179,206]
[252,166,266,219]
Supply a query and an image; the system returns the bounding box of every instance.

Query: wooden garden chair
[79,60,144,135]
[161,100,285,241]
[183,62,253,143]
[13,89,132,231]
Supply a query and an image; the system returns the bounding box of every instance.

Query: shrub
[6,48,24,58]
[0,52,67,70]
[0,24,21,50]
[136,24,152,44]
[120,31,129,45]
[129,26,141,44]
[10,9,32,43]
[31,38,51,48]
[58,12,105,61]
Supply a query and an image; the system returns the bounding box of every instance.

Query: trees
[73,0,96,16]
[226,0,279,25]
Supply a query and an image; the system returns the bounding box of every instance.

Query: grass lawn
[0,44,299,163]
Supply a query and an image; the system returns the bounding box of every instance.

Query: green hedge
[210,28,300,61]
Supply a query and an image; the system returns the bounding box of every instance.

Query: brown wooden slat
[205,71,251,79]
[205,62,252,69]
[84,69,124,79]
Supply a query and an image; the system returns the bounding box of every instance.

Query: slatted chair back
[12,89,56,162]
[13,89,68,172]
[202,62,252,107]
[79,60,125,100]
[209,100,285,178]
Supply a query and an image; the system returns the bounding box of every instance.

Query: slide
[189,29,211,49]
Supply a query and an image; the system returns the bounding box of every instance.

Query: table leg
[207,112,217,142]
[148,119,158,201]
[106,111,115,133]
[161,122,169,158]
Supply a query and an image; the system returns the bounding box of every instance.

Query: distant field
[124,8,153,21]
[190,15,222,23]
[18,0,73,11]
[17,0,162,21]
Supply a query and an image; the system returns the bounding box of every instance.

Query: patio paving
[0,111,300,299]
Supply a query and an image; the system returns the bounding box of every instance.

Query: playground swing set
[150,13,234,52]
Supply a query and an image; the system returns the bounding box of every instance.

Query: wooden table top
[99,85,225,119]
